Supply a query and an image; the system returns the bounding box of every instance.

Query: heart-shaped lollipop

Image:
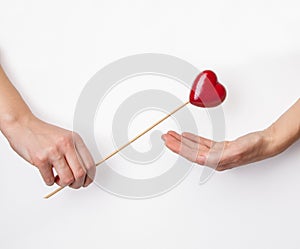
[45,69,227,199]
[190,70,226,108]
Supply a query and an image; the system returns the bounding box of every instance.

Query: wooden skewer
[44,101,190,199]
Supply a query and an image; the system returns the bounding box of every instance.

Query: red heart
[189,70,226,108]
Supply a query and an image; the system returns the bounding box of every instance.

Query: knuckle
[62,176,74,186]
[57,134,73,149]
[47,146,59,156]
[86,162,96,170]
[72,132,82,142]
[32,153,48,166]
[75,168,86,179]
[47,146,63,162]
[72,132,80,139]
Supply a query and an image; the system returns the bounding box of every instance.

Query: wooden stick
[44,101,190,199]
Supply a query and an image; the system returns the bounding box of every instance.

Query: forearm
[0,65,34,135]
[265,98,300,156]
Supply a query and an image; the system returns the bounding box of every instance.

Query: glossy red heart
[189,70,226,108]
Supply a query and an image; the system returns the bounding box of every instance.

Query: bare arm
[162,99,300,171]
[0,65,95,188]
[268,99,300,155]
[0,66,32,127]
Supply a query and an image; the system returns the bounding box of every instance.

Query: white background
[0,0,300,248]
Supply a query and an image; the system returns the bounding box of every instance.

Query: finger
[182,132,213,148]
[73,133,96,187]
[163,133,200,162]
[53,157,75,187]
[167,131,181,142]
[167,131,197,149]
[162,133,181,154]
[178,140,206,164]
[168,131,207,151]
[65,147,86,189]
[181,135,208,152]
[38,164,55,186]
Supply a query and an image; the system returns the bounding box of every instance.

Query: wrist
[0,111,36,139]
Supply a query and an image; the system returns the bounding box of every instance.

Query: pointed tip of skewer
[43,193,54,199]
[43,194,51,199]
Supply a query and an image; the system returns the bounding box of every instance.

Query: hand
[4,114,96,188]
[162,130,273,171]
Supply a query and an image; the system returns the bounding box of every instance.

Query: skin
[0,65,96,188]
[162,99,300,171]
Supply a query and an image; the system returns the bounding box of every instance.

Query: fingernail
[161,134,166,141]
